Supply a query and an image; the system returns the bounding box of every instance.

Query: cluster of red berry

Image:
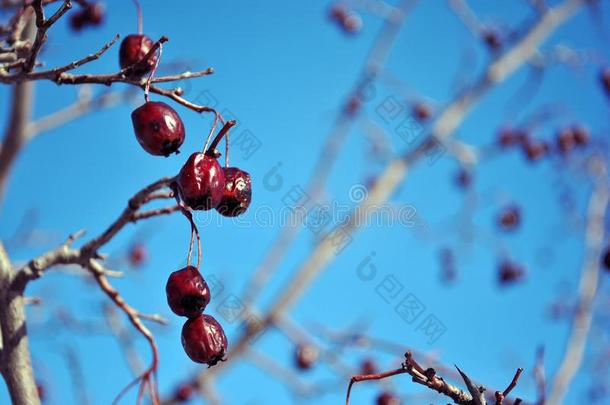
[497,124,589,162]
[112,4,252,369]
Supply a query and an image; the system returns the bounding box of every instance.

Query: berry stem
[132,0,143,34]
[144,42,163,103]
[225,129,230,167]
[203,111,220,153]
[206,120,236,158]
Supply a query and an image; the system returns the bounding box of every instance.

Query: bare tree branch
[547,158,610,404]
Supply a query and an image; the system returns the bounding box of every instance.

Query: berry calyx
[119,34,158,76]
[166,266,211,318]
[295,343,319,370]
[216,167,252,217]
[131,101,185,156]
[177,153,226,210]
[181,314,228,367]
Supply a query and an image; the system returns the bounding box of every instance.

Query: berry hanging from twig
[181,314,228,367]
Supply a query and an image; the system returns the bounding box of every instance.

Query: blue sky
[1,0,610,404]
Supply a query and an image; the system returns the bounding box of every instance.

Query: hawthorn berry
[329,3,348,21]
[556,127,574,154]
[572,125,589,146]
[119,34,158,76]
[295,343,319,370]
[376,391,400,405]
[173,383,194,403]
[131,101,185,156]
[70,2,104,31]
[181,314,228,367]
[455,168,472,189]
[216,167,252,217]
[37,382,46,402]
[482,29,501,51]
[166,266,211,318]
[342,12,363,34]
[498,260,525,286]
[360,358,378,375]
[498,205,520,231]
[497,127,526,148]
[412,102,431,122]
[523,139,548,162]
[177,152,226,210]
[128,243,147,267]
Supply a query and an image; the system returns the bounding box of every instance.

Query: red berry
[498,260,525,285]
[174,383,194,402]
[181,314,227,367]
[455,168,472,189]
[166,266,211,318]
[412,102,431,122]
[295,343,319,370]
[523,139,548,161]
[360,358,377,375]
[572,125,589,146]
[37,382,45,402]
[557,127,575,154]
[216,167,252,217]
[482,29,501,51]
[119,34,158,76]
[131,101,185,156]
[128,243,147,267]
[70,3,104,31]
[498,205,520,231]
[341,13,362,34]
[602,246,610,271]
[497,127,526,147]
[376,391,400,405]
[329,3,348,21]
[177,153,226,210]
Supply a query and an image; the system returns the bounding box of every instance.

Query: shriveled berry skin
[181,314,228,367]
[119,34,158,76]
[295,343,319,370]
[216,167,252,217]
[131,101,185,156]
[177,153,225,210]
[166,266,210,318]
